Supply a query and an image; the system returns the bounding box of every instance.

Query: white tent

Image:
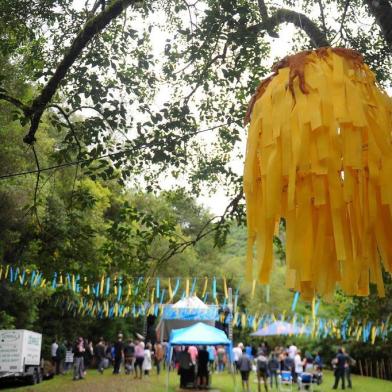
[172,295,209,308]
[155,296,218,341]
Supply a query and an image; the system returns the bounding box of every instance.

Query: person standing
[64,341,74,374]
[73,337,85,381]
[95,337,106,374]
[178,347,192,388]
[154,341,164,375]
[217,346,226,372]
[113,333,125,374]
[332,348,348,390]
[238,348,252,392]
[124,339,135,375]
[294,349,305,383]
[207,345,216,373]
[56,341,66,375]
[162,340,169,370]
[51,339,59,370]
[268,352,280,390]
[197,346,209,388]
[134,340,145,379]
[256,350,269,392]
[233,343,243,373]
[143,342,153,376]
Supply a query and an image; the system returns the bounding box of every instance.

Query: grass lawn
[1,369,391,392]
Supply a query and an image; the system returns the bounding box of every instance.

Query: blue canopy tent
[166,322,235,390]
[250,321,309,337]
[169,322,232,346]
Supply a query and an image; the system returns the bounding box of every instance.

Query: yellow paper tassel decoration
[244,47,392,300]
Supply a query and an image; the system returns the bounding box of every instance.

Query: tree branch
[317,0,328,38]
[48,104,82,154]
[254,1,330,48]
[364,0,392,48]
[23,0,139,145]
[0,92,30,115]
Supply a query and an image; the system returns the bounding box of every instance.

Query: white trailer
[0,330,43,384]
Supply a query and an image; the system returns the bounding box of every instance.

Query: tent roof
[169,322,231,346]
[250,321,308,337]
[172,295,208,309]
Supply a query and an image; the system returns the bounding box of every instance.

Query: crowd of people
[232,342,355,392]
[232,342,324,392]
[50,336,356,390]
[50,334,167,381]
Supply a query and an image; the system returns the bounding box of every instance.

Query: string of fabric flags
[56,295,391,345]
[2,264,391,344]
[0,264,270,304]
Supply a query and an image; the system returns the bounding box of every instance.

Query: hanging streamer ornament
[244,47,392,300]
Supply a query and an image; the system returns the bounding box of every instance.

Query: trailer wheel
[28,370,38,385]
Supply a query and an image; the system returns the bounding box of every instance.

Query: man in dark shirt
[95,337,106,374]
[333,348,348,389]
[283,352,295,380]
[197,346,209,388]
[113,333,124,375]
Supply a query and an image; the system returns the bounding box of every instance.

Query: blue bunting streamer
[212,277,217,299]
[291,292,300,312]
[156,278,160,299]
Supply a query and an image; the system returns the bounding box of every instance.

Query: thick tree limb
[364,0,392,48]
[24,0,139,145]
[254,1,330,48]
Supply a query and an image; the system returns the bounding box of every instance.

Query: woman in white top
[142,343,153,375]
[294,350,305,382]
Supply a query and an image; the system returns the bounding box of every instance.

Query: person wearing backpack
[238,348,253,392]
[268,352,280,390]
[256,350,269,392]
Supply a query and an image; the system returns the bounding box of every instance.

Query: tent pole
[166,346,173,391]
[228,287,238,391]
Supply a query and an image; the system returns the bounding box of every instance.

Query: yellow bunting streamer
[312,297,316,320]
[251,279,256,299]
[168,278,173,300]
[100,275,104,295]
[185,278,189,297]
[244,47,392,299]
[202,277,208,297]
[223,277,228,299]
[150,288,155,304]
